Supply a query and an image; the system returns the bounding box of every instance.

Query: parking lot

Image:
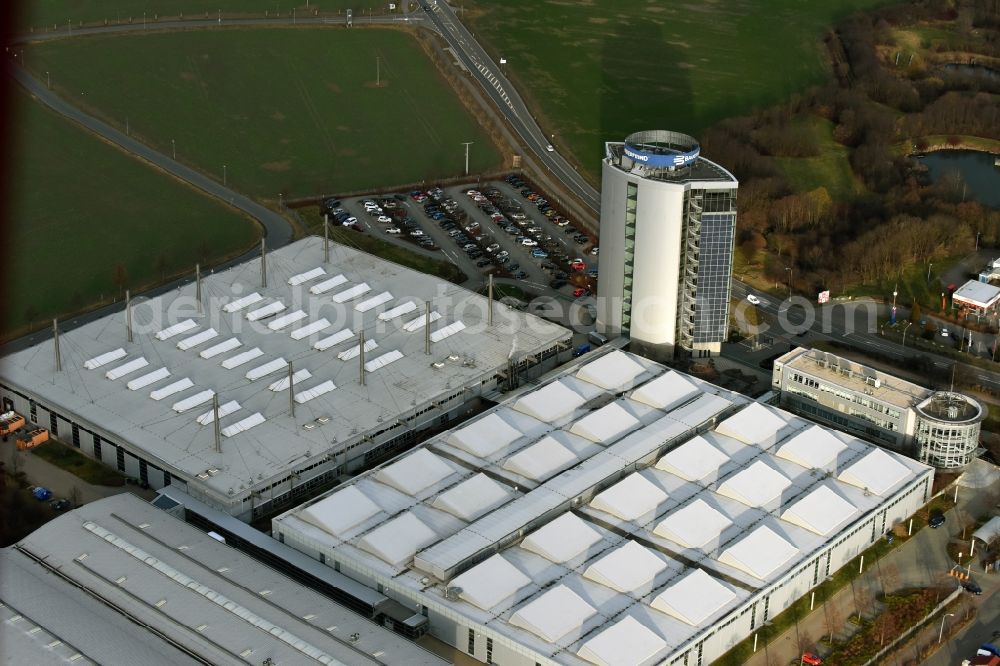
[316,176,600,311]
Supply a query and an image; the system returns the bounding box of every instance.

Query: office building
[772,347,985,469]
[596,130,738,358]
[0,236,570,521]
[273,349,932,666]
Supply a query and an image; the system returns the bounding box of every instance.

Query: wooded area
[702,0,1000,301]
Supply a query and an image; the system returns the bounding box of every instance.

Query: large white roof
[715,402,790,446]
[375,449,455,496]
[521,512,603,564]
[449,554,531,611]
[650,568,737,626]
[574,350,647,391]
[447,413,523,458]
[655,435,729,482]
[509,585,597,643]
[299,485,382,537]
[589,473,667,522]
[576,615,667,666]
[569,402,639,444]
[502,435,578,481]
[629,370,700,410]
[431,473,512,522]
[512,380,586,422]
[838,447,912,496]
[716,460,792,508]
[775,425,848,470]
[357,511,438,566]
[653,498,732,549]
[582,540,668,593]
[781,485,858,536]
[718,525,799,580]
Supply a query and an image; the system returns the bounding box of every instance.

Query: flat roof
[1,493,444,666]
[953,279,1000,308]
[274,349,934,665]
[0,237,568,506]
[775,347,932,410]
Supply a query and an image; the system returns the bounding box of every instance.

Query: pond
[919,150,1000,209]
[941,62,1000,82]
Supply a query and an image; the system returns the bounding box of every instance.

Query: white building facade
[596,131,738,358]
[274,350,934,666]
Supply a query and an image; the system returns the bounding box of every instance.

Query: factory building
[0,237,570,521]
[273,349,933,666]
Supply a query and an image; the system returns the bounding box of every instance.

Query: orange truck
[0,411,25,438]
[16,428,49,451]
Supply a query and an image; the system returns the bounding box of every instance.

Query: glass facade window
[692,191,736,344]
[621,182,638,334]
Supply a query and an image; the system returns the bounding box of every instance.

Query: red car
[801,652,823,666]
[573,287,589,298]
[570,261,586,271]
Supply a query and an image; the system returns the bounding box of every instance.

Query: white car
[410,230,425,237]
[377,215,392,224]
[521,239,538,247]
[941,328,949,338]
[747,294,761,305]
[486,243,501,253]
[385,227,402,234]
[546,144,555,152]
[590,246,599,256]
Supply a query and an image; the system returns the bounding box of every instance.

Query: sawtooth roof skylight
[447,413,523,458]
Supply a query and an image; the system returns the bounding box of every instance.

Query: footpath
[743,462,1000,666]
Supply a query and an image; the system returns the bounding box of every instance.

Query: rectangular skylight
[246,301,286,321]
[221,347,263,369]
[83,348,126,370]
[287,266,326,286]
[196,400,240,425]
[331,283,371,303]
[430,321,466,342]
[267,310,307,331]
[155,319,197,341]
[355,291,393,312]
[290,318,331,340]
[294,380,336,404]
[314,329,354,351]
[222,292,263,312]
[126,367,170,391]
[105,357,149,380]
[200,337,241,359]
[149,378,194,401]
[268,369,313,392]
[172,389,215,413]
[308,274,347,295]
[338,340,377,361]
[403,311,441,332]
[221,412,266,437]
[364,350,403,372]
[378,302,417,321]
[177,328,219,350]
[246,358,288,381]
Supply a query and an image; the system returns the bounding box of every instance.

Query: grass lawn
[3,90,257,339]
[31,439,127,486]
[19,0,373,30]
[776,116,865,200]
[26,28,501,198]
[299,209,467,284]
[464,0,896,181]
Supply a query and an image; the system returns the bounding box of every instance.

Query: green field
[465,0,895,180]
[776,116,864,199]
[19,1,377,30]
[26,28,501,197]
[4,90,257,338]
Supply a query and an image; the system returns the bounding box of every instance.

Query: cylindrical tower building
[596,131,738,358]
[914,391,985,469]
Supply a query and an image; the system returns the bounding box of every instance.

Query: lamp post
[938,612,955,644]
[171,138,175,160]
[891,283,898,325]
[223,164,227,186]
[902,321,913,347]
[785,267,792,298]
[461,141,473,176]
[976,232,981,251]
[927,262,934,283]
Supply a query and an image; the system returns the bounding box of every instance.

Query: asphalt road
[416,0,600,213]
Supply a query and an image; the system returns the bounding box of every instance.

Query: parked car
[590,246,599,255]
[747,294,761,305]
[32,486,53,501]
[572,343,591,357]
[587,269,598,278]
[513,271,528,280]
[940,328,950,338]
[573,287,590,298]
[570,261,586,271]
[385,227,402,234]
[800,653,823,666]
[496,250,509,260]
[531,249,549,259]
[476,259,492,268]
[521,238,538,247]
[963,580,983,595]
[928,509,946,528]
[410,230,425,237]
[549,279,568,289]
[350,223,363,232]
[546,144,555,152]
[51,499,72,511]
